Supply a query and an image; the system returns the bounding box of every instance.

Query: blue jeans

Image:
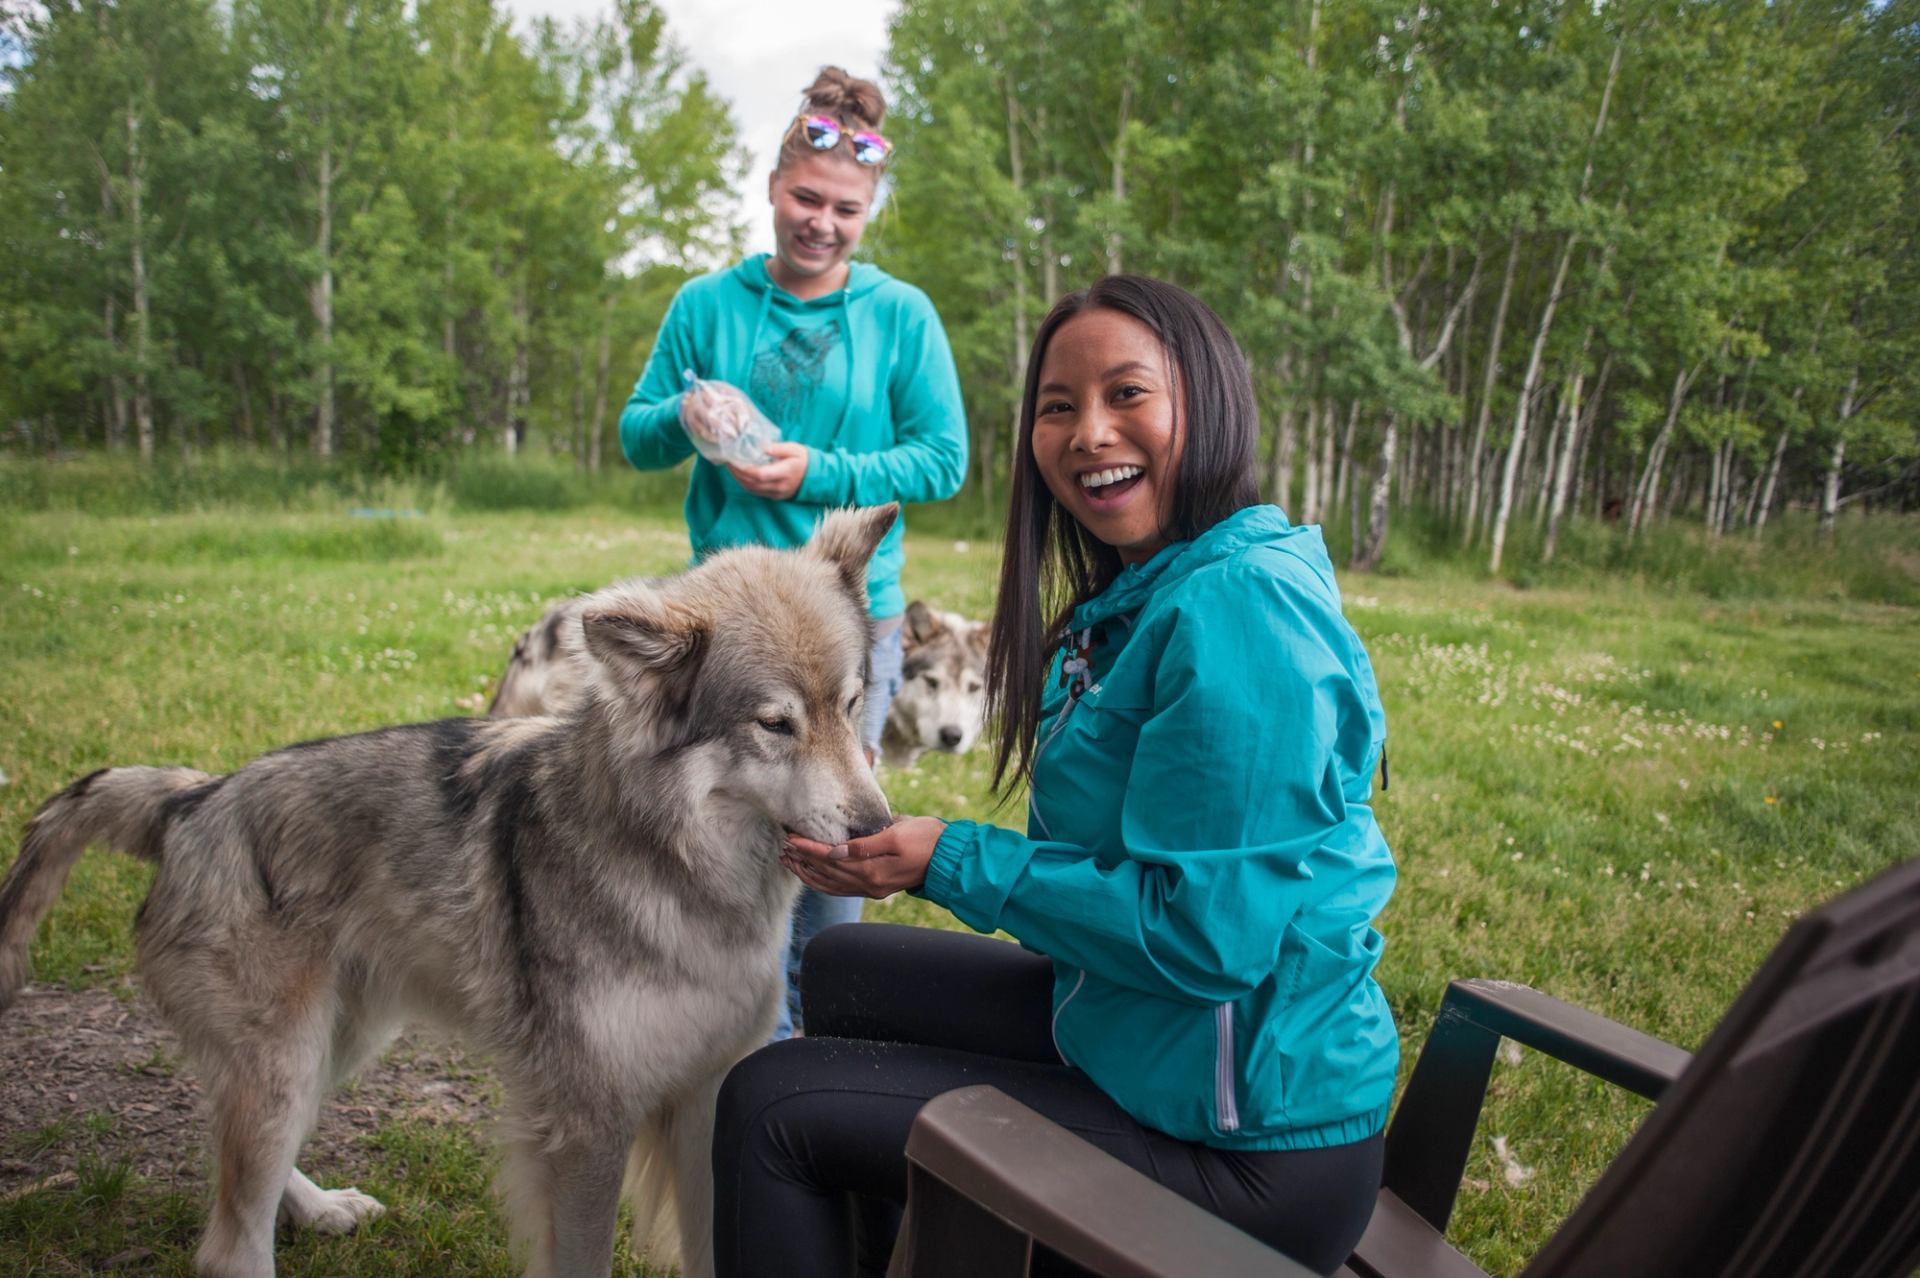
[771,615,905,1041]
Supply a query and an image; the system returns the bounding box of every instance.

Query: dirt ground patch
[0,981,498,1198]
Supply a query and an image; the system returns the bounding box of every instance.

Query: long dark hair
[986,274,1261,796]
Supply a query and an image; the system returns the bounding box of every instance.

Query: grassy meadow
[1,457,1916,1275]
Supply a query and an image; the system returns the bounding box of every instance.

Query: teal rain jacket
[920,506,1398,1150]
[618,255,967,619]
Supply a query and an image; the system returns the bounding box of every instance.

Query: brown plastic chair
[888,856,1920,1278]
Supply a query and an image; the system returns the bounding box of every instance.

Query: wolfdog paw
[280,1177,387,1235]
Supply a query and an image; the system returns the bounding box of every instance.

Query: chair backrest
[1522,855,1920,1278]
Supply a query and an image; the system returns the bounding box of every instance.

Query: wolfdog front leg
[505,1126,633,1278]
[664,1076,726,1278]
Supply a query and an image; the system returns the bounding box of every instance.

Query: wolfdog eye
[846,694,861,717]
[923,674,941,690]
[758,717,795,736]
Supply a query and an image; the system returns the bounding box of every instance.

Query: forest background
[2,1,1918,1272]
[2,0,1917,572]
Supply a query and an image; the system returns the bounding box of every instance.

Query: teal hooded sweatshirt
[618,255,967,618]
[920,506,1398,1150]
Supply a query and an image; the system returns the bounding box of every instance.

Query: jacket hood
[733,253,891,303]
[1071,505,1332,630]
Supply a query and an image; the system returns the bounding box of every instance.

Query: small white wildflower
[1492,1136,1536,1188]
[1498,1041,1524,1067]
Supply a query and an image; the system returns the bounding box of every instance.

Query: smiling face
[766,152,876,300]
[1031,308,1186,566]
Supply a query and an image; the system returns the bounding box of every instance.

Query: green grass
[1,479,1916,1275]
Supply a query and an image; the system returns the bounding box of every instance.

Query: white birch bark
[1462,228,1522,543]
[128,97,155,461]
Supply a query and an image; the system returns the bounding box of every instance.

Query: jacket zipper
[1215,1003,1240,1133]
[1051,968,1086,1065]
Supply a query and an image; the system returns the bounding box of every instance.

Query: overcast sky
[502,0,897,256]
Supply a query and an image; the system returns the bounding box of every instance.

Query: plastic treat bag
[680,370,780,467]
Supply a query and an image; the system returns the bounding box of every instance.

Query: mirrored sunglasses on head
[798,114,892,166]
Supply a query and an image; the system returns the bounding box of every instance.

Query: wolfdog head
[573,506,897,849]
[882,601,989,768]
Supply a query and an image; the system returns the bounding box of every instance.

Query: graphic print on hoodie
[751,322,845,425]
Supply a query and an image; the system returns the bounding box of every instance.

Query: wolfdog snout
[846,790,893,842]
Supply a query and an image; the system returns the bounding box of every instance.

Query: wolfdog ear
[578,584,707,681]
[809,504,900,596]
[903,600,945,644]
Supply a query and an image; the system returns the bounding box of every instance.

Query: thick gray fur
[0,504,900,1278]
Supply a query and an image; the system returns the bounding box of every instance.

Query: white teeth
[1079,465,1143,490]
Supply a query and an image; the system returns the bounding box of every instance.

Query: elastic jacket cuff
[918,818,976,908]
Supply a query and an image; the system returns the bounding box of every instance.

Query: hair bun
[802,66,886,130]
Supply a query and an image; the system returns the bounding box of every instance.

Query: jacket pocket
[1053,972,1226,1141]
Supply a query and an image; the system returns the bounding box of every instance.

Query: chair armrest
[1445,979,1693,1097]
[892,1085,1320,1278]
[1380,979,1692,1236]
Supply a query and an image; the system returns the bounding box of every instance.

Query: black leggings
[711,923,1382,1277]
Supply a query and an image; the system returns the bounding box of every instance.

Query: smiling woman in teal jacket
[713,275,1396,1278]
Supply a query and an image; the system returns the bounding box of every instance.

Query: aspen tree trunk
[571,349,587,467]
[1006,75,1031,482]
[1629,367,1696,536]
[1463,229,1521,542]
[1267,353,1297,510]
[589,293,615,472]
[1300,402,1321,525]
[1489,39,1620,573]
[1706,439,1726,535]
[312,139,336,458]
[1353,412,1397,572]
[1819,369,1859,539]
[1318,402,1340,523]
[1333,403,1356,515]
[104,299,128,449]
[1566,353,1611,524]
[1533,393,1566,526]
[127,97,156,462]
[1752,426,1789,536]
[1276,0,1318,523]
[503,283,529,454]
[1542,367,1587,563]
[444,43,461,361]
[1106,77,1132,276]
[1487,231,1575,573]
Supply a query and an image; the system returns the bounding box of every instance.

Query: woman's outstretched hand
[782,816,946,899]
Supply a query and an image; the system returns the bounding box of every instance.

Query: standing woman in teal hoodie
[715,276,1396,1277]
[618,68,967,1040]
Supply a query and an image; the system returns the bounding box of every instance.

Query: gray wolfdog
[0,504,899,1278]
[879,601,988,769]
